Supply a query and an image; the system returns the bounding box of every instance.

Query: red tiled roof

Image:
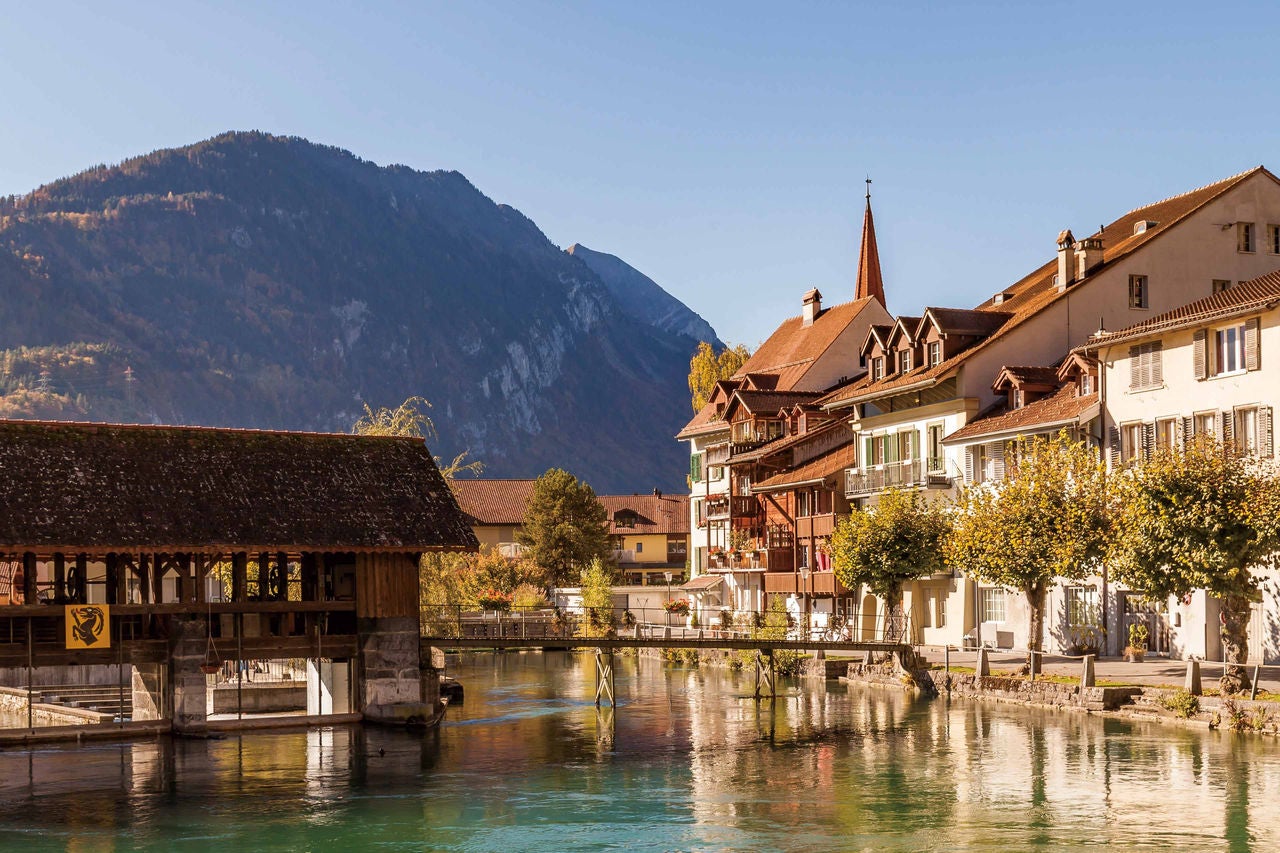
[729,419,847,464]
[992,365,1060,391]
[943,387,1098,444]
[678,296,881,438]
[450,479,537,526]
[753,442,859,492]
[1078,268,1280,350]
[599,494,690,535]
[856,198,886,305]
[822,167,1274,410]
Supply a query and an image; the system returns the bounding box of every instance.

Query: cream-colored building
[1081,269,1280,662]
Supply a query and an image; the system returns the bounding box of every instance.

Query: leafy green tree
[516,468,612,587]
[946,432,1111,667]
[577,557,617,638]
[1109,438,1280,694]
[353,395,483,479]
[687,341,751,412]
[829,487,949,637]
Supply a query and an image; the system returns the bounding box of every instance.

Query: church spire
[855,177,886,307]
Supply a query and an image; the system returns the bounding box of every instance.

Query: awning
[680,575,724,592]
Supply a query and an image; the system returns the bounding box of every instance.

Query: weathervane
[865,176,872,201]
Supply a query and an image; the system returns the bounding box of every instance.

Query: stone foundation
[358,616,441,724]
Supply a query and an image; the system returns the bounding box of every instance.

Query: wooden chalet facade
[0,420,477,732]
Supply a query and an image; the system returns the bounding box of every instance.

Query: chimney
[802,288,823,327]
[1056,230,1076,292]
[1076,236,1104,279]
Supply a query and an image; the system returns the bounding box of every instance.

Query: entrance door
[1121,593,1169,655]
[861,594,878,641]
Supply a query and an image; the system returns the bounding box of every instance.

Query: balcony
[705,443,731,466]
[795,513,836,539]
[844,460,927,497]
[705,495,759,521]
[763,571,849,596]
[704,546,791,572]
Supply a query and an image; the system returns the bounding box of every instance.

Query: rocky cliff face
[0,132,712,492]
[566,243,722,348]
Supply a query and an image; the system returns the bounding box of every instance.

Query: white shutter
[1129,346,1142,389]
[1176,417,1187,451]
[1193,329,1208,380]
[1261,407,1274,459]
[1108,426,1121,470]
[1142,422,1156,460]
[1222,410,1235,451]
[1245,317,1261,371]
[1150,342,1163,386]
[991,441,1005,481]
[964,448,974,484]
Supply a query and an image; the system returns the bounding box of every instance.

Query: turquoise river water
[2,650,1280,851]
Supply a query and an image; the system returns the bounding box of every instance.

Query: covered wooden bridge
[0,419,476,734]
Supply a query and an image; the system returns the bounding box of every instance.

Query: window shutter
[1261,407,1274,459]
[1181,416,1193,450]
[1175,417,1186,451]
[964,448,974,484]
[1108,426,1121,469]
[1193,329,1208,380]
[1142,422,1156,460]
[1129,346,1141,389]
[864,436,873,468]
[1245,317,1261,371]
[991,441,1005,481]
[1222,410,1235,451]
[1150,342,1163,385]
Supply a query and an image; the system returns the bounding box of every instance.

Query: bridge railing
[420,604,912,645]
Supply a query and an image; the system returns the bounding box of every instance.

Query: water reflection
[0,651,1278,850]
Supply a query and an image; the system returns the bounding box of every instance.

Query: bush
[1159,689,1200,719]
[511,583,546,611]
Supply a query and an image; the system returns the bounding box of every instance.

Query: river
[1,650,1279,851]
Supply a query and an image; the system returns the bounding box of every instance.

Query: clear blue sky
[3,2,1277,346]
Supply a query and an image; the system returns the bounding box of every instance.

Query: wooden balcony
[705,443,731,466]
[762,571,848,596]
[705,495,759,521]
[796,513,836,539]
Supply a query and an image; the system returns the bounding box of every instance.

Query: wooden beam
[232,553,247,602]
[22,553,36,604]
[300,552,318,603]
[256,552,269,602]
[74,554,87,604]
[53,553,66,605]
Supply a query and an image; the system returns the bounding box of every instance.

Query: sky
[3,1,1279,347]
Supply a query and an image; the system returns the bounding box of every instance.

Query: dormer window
[898,350,912,373]
[615,512,636,529]
[871,357,885,381]
[927,341,942,367]
[1080,374,1095,395]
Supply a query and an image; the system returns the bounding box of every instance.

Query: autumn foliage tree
[1109,438,1280,694]
[688,341,751,412]
[829,487,949,638]
[946,432,1111,669]
[353,395,483,479]
[516,468,612,587]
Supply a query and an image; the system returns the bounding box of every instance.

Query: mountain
[566,244,722,348]
[0,132,712,493]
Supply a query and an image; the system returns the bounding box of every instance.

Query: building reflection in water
[0,652,1278,850]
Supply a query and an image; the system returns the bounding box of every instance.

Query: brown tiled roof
[753,442,859,492]
[729,419,847,464]
[943,387,1098,444]
[681,574,723,591]
[923,307,1014,338]
[0,420,478,552]
[823,167,1274,410]
[678,296,880,438]
[731,390,823,416]
[992,365,1060,391]
[856,198,886,305]
[451,479,537,526]
[1078,268,1280,350]
[888,316,922,346]
[862,324,894,354]
[599,494,690,535]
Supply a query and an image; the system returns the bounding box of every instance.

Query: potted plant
[1125,623,1149,663]
[477,589,513,613]
[1066,623,1103,657]
[663,598,690,616]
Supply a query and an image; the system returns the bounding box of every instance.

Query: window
[927,423,945,473]
[1121,422,1145,463]
[1235,406,1260,456]
[1270,224,1280,254]
[898,430,917,461]
[1128,341,1163,390]
[928,341,942,367]
[1239,222,1255,253]
[871,357,884,381]
[1079,373,1095,395]
[708,465,724,481]
[1155,417,1177,452]
[972,444,987,484]
[1213,323,1247,376]
[934,590,947,628]
[863,434,884,468]
[899,350,912,373]
[615,512,636,529]
[796,489,814,517]
[1213,279,1232,294]
[980,588,1006,623]
[634,541,643,553]
[1194,411,1217,438]
[690,453,703,484]
[1128,275,1149,309]
[1065,586,1099,627]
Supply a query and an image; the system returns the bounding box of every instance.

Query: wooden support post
[256,553,270,602]
[300,552,318,602]
[74,553,88,603]
[53,553,66,604]
[105,553,119,605]
[22,552,36,605]
[275,552,288,601]
[137,554,151,604]
[177,553,192,603]
[754,650,776,700]
[232,553,247,603]
[594,649,615,708]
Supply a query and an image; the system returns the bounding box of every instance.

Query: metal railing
[844,460,926,496]
[420,604,912,645]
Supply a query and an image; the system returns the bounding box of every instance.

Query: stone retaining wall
[0,686,113,727]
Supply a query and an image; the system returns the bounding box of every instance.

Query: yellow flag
[65,604,110,649]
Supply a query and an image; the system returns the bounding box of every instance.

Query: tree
[946,432,1111,668]
[516,468,612,587]
[577,557,617,638]
[829,487,949,638]
[688,341,751,412]
[1109,438,1280,694]
[353,396,483,479]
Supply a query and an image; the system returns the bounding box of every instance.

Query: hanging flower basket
[664,598,690,616]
